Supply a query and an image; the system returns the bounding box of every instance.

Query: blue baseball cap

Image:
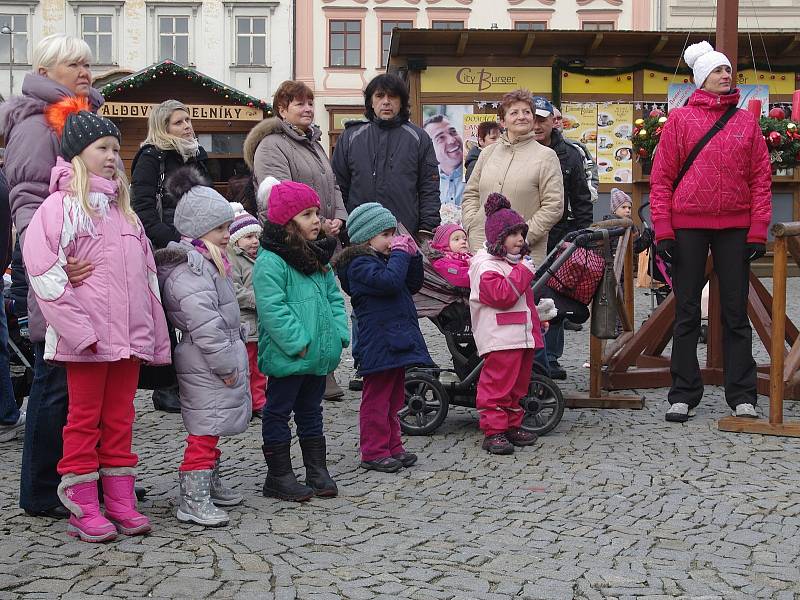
[532,96,554,117]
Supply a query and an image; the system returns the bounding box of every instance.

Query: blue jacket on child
[336,245,433,376]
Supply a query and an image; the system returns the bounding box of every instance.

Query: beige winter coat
[461,131,564,265]
[228,245,258,343]
[243,117,348,222]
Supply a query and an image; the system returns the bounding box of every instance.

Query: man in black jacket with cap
[531,96,593,380]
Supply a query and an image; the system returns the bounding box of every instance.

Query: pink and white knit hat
[229,202,262,245]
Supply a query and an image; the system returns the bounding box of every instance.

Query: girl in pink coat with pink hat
[23,98,171,543]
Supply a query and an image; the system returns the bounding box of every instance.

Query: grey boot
[177,470,229,527]
[210,459,243,506]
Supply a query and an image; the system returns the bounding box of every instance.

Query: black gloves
[745,242,766,263]
[656,239,677,263]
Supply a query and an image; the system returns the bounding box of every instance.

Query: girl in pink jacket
[468,193,543,455]
[23,98,170,543]
[430,223,471,288]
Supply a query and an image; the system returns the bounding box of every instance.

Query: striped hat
[229,202,262,245]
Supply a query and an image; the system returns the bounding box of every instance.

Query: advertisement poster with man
[422,104,472,212]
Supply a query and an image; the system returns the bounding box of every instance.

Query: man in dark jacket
[531,97,593,380]
[0,167,25,441]
[332,74,441,237]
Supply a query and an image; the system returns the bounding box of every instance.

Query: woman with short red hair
[243,80,348,399]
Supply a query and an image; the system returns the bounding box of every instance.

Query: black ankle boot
[152,386,182,413]
[299,436,338,498]
[262,443,314,502]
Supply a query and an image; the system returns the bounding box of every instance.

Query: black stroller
[401,227,620,437]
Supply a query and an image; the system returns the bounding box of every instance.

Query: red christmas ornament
[649,109,664,118]
[768,131,782,147]
[769,107,786,119]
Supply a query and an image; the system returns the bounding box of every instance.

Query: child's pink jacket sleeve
[431,256,471,288]
[22,195,99,353]
[478,262,535,310]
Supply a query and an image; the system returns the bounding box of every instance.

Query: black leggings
[669,228,757,409]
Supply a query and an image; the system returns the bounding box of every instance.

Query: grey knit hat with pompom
[167,166,234,240]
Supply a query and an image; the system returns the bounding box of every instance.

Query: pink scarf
[191,239,232,277]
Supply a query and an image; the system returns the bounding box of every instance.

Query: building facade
[295,0,652,151]
[0,0,292,103]
[659,0,800,31]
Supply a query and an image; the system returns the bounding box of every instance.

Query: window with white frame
[582,21,615,31]
[159,15,190,64]
[381,20,412,67]
[236,16,266,65]
[0,14,28,64]
[82,15,113,64]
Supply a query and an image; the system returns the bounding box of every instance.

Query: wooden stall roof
[388,29,800,69]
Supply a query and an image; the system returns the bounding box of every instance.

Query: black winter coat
[331,116,441,235]
[547,130,593,251]
[0,169,11,273]
[464,145,481,183]
[131,145,209,249]
[335,245,433,376]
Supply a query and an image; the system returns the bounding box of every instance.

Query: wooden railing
[718,221,800,437]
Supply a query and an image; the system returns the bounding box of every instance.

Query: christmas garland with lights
[759,110,800,171]
[99,60,273,115]
[630,108,667,162]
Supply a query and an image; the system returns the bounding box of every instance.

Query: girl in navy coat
[335,203,433,473]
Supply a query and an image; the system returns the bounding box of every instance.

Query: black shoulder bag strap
[154,151,166,221]
[672,104,738,191]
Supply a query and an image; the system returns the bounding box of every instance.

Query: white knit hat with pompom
[255,176,281,224]
[684,41,731,90]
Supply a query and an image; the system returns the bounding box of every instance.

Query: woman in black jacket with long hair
[131,99,209,412]
[132,99,209,248]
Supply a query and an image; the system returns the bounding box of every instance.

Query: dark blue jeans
[0,298,21,425]
[262,374,325,445]
[19,342,68,512]
[544,320,565,366]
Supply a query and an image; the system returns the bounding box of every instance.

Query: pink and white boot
[57,472,117,543]
[100,467,151,536]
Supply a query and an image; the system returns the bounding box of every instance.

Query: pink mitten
[404,235,419,255]
[390,236,408,253]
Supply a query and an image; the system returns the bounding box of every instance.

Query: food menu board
[463,113,499,147]
[595,103,633,184]
[561,102,598,152]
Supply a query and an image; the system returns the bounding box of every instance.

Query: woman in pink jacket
[23,99,170,542]
[468,193,543,455]
[650,41,772,423]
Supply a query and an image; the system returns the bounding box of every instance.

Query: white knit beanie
[684,41,731,90]
[255,176,281,224]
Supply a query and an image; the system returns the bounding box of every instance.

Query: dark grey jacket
[331,115,441,235]
[547,130,594,250]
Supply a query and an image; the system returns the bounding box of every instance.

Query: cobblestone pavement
[2,287,800,600]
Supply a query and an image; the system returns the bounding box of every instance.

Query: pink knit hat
[267,181,321,226]
[610,187,632,214]
[432,223,466,251]
[484,193,527,256]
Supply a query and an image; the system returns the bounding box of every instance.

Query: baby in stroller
[405,198,562,442]
[429,223,471,288]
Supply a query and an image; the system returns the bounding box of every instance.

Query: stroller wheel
[400,371,449,436]
[519,374,565,437]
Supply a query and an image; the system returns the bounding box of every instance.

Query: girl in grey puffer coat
[155,167,251,528]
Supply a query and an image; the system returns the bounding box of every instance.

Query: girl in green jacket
[253,181,349,502]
